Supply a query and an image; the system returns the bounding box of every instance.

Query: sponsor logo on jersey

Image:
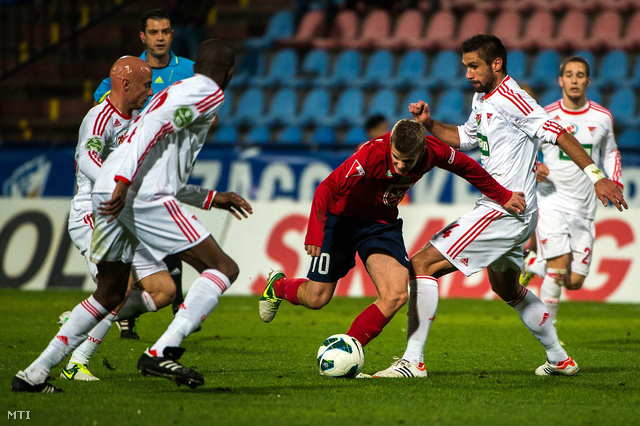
[174,107,194,128]
[346,160,365,178]
[441,223,459,238]
[459,257,469,266]
[114,119,122,127]
[478,132,490,156]
[155,76,164,84]
[382,183,411,206]
[559,143,592,160]
[85,137,104,153]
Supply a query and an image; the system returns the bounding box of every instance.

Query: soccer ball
[316,334,365,378]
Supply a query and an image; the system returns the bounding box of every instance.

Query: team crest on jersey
[383,184,411,206]
[174,107,194,128]
[475,112,482,125]
[564,123,578,135]
[588,126,597,136]
[85,137,103,153]
[346,160,365,178]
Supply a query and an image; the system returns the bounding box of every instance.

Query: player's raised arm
[409,100,461,148]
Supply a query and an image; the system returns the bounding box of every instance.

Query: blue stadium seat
[316,50,362,88]
[528,50,560,91]
[367,89,399,124]
[253,49,299,88]
[592,50,629,91]
[312,126,337,146]
[245,126,271,145]
[233,88,265,128]
[293,88,331,127]
[400,89,432,121]
[257,88,298,128]
[587,89,602,105]
[229,48,265,89]
[353,50,394,89]
[385,50,428,90]
[324,89,364,127]
[246,10,294,49]
[617,129,640,151]
[435,89,466,124]
[507,50,528,84]
[423,50,464,89]
[279,126,305,145]
[538,89,562,108]
[343,127,368,146]
[212,125,238,144]
[291,49,329,89]
[573,50,595,73]
[607,89,637,129]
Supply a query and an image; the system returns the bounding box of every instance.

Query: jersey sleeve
[93,78,111,104]
[176,185,217,209]
[601,123,623,187]
[76,133,106,183]
[428,137,512,206]
[304,143,378,246]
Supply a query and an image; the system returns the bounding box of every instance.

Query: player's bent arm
[98,179,129,222]
[408,100,461,148]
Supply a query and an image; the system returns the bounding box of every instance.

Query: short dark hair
[390,119,426,157]
[461,34,508,73]
[365,114,387,131]
[559,55,590,77]
[141,9,171,32]
[194,39,235,75]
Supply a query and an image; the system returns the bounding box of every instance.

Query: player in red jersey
[259,119,526,360]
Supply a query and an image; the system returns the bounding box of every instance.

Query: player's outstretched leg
[535,357,579,376]
[11,371,63,393]
[259,270,285,322]
[373,357,427,378]
[137,347,204,388]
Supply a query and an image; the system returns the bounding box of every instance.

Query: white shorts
[70,211,167,282]
[430,205,537,276]
[90,193,209,264]
[535,206,594,276]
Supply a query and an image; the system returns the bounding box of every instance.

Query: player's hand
[305,244,321,257]
[502,191,526,215]
[98,180,129,222]
[212,191,253,219]
[408,100,431,126]
[536,163,549,182]
[594,178,628,211]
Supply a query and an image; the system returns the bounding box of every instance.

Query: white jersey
[94,74,224,203]
[458,76,566,215]
[538,99,622,219]
[70,98,137,221]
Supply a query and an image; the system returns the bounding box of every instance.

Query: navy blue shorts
[306,213,410,283]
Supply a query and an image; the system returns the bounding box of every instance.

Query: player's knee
[209,256,239,283]
[565,274,585,290]
[306,290,333,310]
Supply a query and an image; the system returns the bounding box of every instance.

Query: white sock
[150,269,230,355]
[540,268,565,325]
[25,296,108,383]
[69,312,117,366]
[402,276,438,366]
[528,257,547,277]
[114,287,157,320]
[508,287,567,362]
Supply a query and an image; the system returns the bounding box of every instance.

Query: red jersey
[305,133,512,246]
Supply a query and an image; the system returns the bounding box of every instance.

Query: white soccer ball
[317,334,365,378]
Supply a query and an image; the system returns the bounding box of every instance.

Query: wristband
[583,164,605,184]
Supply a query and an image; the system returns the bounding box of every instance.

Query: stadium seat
[507,50,528,84]
[343,8,391,50]
[550,10,589,51]
[246,10,294,49]
[586,10,623,51]
[607,89,637,129]
[212,125,238,144]
[233,88,265,128]
[423,50,464,89]
[528,50,560,91]
[229,48,265,89]
[290,49,329,88]
[257,88,298,128]
[630,57,640,90]
[592,50,629,90]
[538,89,562,108]
[311,126,337,146]
[572,50,596,72]
[402,88,432,121]
[384,50,428,90]
[435,89,467,124]
[491,9,523,50]
[316,50,362,88]
[252,49,298,88]
[414,9,456,51]
[375,9,425,50]
[293,88,331,127]
[278,126,305,145]
[518,9,555,51]
[313,9,359,50]
[343,126,369,146]
[279,10,326,50]
[445,9,490,51]
[586,90,603,106]
[245,125,271,145]
[367,89,399,124]
[616,129,640,151]
[324,89,365,127]
[353,50,394,89]
[618,9,640,51]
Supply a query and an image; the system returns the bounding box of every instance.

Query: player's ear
[492,57,503,73]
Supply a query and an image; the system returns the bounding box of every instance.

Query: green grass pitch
[2,288,639,426]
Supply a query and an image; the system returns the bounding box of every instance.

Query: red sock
[273,277,306,305]
[346,304,390,347]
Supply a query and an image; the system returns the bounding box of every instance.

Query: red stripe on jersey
[498,85,533,115]
[544,100,561,113]
[81,299,104,320]
[204,191,215,210]
[202,271,228,293]
[83,213,94,230]
[88,150,103,167]
[93,103,114,135]
[130,123,174,182]
[447,210,502,259]
[196,89,223,112]
[198,94,224,113]
[612,150,622,183]
[542,120,566,136]
[589,101,615,125]
[164,200,199,242]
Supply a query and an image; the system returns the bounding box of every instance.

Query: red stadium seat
[411,9,456,51]
[549,10,589,51]
[343,9,392,50]
[619,9,640,51]
[313,9,359,50]
[443,9,490,51]
[375,9,424,50]
[279,10,326,50]
[585,10,623,51]
[518,9,555,51]
[490,9,522,50]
